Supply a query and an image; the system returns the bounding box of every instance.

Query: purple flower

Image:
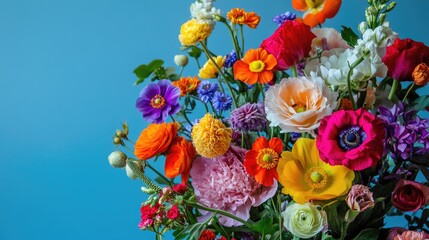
[229,103,267,132]
[197,81,218,103]
[136,80,180,124]
[273,12,296,27]
[378,101,429,160]
[211,91,232,111]
[190,145,277,227]
[224,50,238,68]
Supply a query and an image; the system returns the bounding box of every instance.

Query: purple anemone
[136,80,180,123]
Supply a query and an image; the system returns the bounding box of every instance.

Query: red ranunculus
[382,38,429,81]
[391,179,429,212]
[260,20,316,71]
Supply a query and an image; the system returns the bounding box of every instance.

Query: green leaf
[251,216,276,235]
[133,59,164,85]
[341,26,359,47]
[410,95,429,111]
[187,223,207,240]
[154,175,172,186]
[352,228,379,240]
[189,46,202,59]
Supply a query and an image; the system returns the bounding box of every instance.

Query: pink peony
[260,20,315,70]
[316,108,386,171]
[190,145,277,227]
[382,38,429,81]
[345,184,374,212]
[393,230,429,240]
[391,179,429,212]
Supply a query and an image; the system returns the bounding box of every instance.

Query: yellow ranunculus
[198,56,226,79]
[178,19,213,46]
[277,138,354,204]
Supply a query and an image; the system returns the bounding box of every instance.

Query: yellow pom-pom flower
[179,19,213,46]
[198,56,226,79]
[191,113,232,158]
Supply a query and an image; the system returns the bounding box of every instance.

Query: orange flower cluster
[233,48,277,85]
[227,8,261,28]
[172,76,201,96]
[134,122,196,184]
[292,0,342,27]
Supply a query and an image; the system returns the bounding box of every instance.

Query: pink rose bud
[345,185,375,212]
[393,230,429,240]
[391,179,429,212]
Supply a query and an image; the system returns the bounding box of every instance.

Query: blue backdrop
[1,0,428,239]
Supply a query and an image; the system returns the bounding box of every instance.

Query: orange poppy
[233,48,277,85]
[292,0,342,27]
[165,137,196,184]
[134,122,178,160]
[227,8,261,28]
[244,137,283,186]
[172,76,201,96]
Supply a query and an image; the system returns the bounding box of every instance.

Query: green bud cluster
[365,0,397,29]
[113,122,129,146]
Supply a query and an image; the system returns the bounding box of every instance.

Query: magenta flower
[316,109,386,171]
[136,80,181,123]
[190,145,277,227]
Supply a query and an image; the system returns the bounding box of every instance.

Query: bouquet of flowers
[107,0,429,239]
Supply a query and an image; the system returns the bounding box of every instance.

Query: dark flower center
[338,126,367,151]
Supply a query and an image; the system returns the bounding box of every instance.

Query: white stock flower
[282,203,328,239]
[310,28,349,56]
[190,0,220,25]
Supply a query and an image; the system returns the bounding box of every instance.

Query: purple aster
[223,50,238,68]
[229,103,267,132]
[273,11,296,27]
[211,91,232,111]
[197,81,218,103]
[136,80,180,124]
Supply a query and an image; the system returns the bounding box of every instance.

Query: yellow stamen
[304,167,328,189]
[249,60,265,73]
[150,94,166,108]
[256,148,279,169]
[305,0,324,9]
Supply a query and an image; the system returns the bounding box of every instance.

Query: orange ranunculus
[165,137,196,184]
[233,48,277,85]
[134,122,178,160]
[292,0,342,27]
[244,137,283,186]
[227,8,261,28]
[172,76,201,96]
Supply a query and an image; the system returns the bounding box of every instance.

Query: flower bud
[108,151,127,168]
[113,137,124,146]
[412,63,429,86]
[122,122,129,135]
[115,129,126,138]
[358,22,368,35]
[174,55,188,67]
[141,186,157,194]
[345,185,375,212]
[125,160,144,180]
[386,2,396,12]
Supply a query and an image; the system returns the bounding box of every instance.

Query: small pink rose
[391,179,429,212]
[345,185,375,212]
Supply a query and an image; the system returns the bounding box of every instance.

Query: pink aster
[190,145,277,227]
[316,108,386,171]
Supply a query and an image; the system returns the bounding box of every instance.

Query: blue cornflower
[273,12,296,27]
[211,91,232,111]
[197,81,219,103]
[224,50,238,68]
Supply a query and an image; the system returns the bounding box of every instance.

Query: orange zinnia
[165,137,196,184]
[233,48,277,85]
[227,8,261,28]
[244,137,283,186]
[172,76,201,96]
[292,0,342,27]
[134,122,178,160]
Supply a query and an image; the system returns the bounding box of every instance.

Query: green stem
[347,56,366,110]
[239,25,245,53]
[127,160,162,192]
[146,161,173,186]
[291,66,298,77]
[180,109,193,125]
[402,83,414,102]
[259,83,266,100]
[277,193,283,240]
[221,21,241,58]
[340,222,350,240]
[200,41,238,108]
[178,66,184,78]
[184,200,253,228]
[388,79,399,101]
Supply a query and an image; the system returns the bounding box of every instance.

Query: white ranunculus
[282,203,328,239]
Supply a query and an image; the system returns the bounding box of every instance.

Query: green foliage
[410,95,429,111]
[352,228,379,240]
[188,46,202,59]
[251,216,276,235]
[133,59,164,85]
[341,26,359,47]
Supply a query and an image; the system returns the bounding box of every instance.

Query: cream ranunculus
[282,203,328,239]
[264,76,337,135]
